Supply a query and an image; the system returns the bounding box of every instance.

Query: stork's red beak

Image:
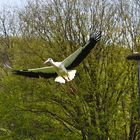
[44,60,49,64]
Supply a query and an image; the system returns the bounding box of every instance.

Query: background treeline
[0,0,140,139]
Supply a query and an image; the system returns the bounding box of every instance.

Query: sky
[0,0,28,9]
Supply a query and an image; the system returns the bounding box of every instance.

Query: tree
[0,0,140,139]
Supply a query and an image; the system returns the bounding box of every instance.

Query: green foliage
[0,0,140,139]
[0,37,139,139]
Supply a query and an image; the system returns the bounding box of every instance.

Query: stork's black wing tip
[12,69,57,79]
[90,31,101,42]
[12,69,27,74]
[12,69,34,78]
[12,69,41,78]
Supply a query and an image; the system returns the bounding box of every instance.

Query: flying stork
[11,32,101,83]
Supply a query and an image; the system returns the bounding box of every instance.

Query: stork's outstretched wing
[13,66,57,79]
[63,32,101,70]
[10,32,101,79]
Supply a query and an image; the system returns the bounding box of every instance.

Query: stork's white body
[44,59,76,83]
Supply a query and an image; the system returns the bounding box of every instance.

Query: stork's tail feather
[55,76,65,83]
[55,70,76,84]
[67,70,76,81]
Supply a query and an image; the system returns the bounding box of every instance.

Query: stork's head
[44,58,53,64]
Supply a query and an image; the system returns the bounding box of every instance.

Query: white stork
[12,32,101,83]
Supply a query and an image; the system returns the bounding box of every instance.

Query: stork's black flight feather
[64,32,101,70]
[13,70,57,79]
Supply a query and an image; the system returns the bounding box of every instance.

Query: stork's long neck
[49,60,57,67]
